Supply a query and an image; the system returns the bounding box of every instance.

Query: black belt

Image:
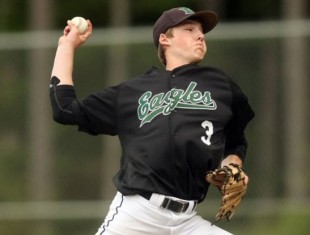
[139,192,196,214]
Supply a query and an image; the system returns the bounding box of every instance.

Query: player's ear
[159,33,170,47]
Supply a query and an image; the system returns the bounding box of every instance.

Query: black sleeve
[49,76,118,136]
[224,80,255,161]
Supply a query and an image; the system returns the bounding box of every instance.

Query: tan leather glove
[206,163,247,222]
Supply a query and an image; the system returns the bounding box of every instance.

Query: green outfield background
[0,0,309,234]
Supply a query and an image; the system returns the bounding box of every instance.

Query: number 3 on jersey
[201,120,213,146]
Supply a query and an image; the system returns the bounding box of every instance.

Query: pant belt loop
[149,193,166,208]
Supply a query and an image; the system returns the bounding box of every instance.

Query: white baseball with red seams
[71,16,88,34]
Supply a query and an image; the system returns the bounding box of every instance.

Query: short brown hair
[157,28,173,66]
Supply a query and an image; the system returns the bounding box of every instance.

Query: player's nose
[197,31,205,41]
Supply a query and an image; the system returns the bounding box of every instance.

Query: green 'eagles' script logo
[137,81,217,127]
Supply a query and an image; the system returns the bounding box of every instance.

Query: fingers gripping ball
[71,16,88,34]
[206,163,247,222]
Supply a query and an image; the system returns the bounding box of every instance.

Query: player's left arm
[221,80,255,183]
[206,81,254,221]
[224,80,254,161]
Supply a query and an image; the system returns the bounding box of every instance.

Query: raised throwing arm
[51,19,92,85]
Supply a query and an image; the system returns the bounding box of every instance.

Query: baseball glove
[206,163,247,222]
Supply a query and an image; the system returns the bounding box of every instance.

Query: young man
[50,7,254,235]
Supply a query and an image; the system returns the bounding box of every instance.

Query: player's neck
[165,60,189,71]
[165,61,199,71]
[165,56,202,71]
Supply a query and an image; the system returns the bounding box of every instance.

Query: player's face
[167,20,207,65]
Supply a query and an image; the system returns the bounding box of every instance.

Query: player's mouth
[194,43,204,49]
[194,44,205,52]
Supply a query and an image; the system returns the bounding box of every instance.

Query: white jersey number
[201,120,214,146]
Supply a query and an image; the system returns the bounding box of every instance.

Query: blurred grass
[228,213,310,235]
[0,212,309,235]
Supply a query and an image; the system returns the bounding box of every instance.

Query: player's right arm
[51,19,92,85]
[49,20,92,126]
[49,19,118,135]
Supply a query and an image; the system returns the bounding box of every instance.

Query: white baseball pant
[95,192,232,235]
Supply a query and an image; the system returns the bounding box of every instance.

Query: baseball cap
[153,7,218,48]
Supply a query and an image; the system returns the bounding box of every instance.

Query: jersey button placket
[169,73,178,136]
[170,73,178,134]
[171,73,176,89]
[169,73,176,116]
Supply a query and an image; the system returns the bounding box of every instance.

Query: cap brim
[187,10,218,34]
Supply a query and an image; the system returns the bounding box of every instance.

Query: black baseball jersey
[50,64,254,202]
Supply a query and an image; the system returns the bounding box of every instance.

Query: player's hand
[58,19,92,48]
[219,154,249,183]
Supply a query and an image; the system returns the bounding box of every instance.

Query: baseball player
[50,7,254,235]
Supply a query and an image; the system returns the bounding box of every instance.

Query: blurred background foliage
[0,0,297,31]
[0,0,309,234]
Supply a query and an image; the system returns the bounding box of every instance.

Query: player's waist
[139,192,197,214]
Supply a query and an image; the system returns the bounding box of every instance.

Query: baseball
[71,16,88,34]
